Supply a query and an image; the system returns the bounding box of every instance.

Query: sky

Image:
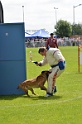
[1,0,82,33]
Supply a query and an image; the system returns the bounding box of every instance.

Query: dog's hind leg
[21,86,30,97]
[28,87,36,95]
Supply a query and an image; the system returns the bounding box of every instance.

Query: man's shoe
[45,92,53,97]
[53,86,57,94]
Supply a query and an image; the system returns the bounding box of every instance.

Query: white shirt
[40,48,65,66]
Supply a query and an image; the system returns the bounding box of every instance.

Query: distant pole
[78,45,82,73]
[54,7,58,25]
[73,4,82,35]
[73,4,82,25]
[22,5,24,22]
[73,6,75,25]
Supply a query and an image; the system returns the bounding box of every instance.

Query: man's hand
[32,61,38,64]
[32,61,42,66]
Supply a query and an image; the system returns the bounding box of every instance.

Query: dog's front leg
[38,81,47,91]
[39,85,47,91]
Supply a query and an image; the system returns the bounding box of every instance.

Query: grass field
[0,46,82,124]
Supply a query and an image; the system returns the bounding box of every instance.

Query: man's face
[50,35,53,38]
[39,50,46,56]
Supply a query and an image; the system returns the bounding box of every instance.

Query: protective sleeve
[58,61,65,70]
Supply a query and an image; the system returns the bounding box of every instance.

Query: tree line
[54,20,82,38]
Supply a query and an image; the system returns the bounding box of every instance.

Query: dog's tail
[17,85,20,89]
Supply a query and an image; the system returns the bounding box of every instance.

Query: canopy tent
[25,29,50,39]
[25,32,31,38]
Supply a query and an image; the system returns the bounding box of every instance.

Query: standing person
[36,47,66,97]
[46,33,58,49]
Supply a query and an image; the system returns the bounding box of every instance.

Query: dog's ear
[46,71,52,77]
[41,70,49,74]
[46,71,50,78]
[48,71,52,74]
[41,71,45,74]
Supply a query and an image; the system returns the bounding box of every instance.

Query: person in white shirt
[36,47,66,97]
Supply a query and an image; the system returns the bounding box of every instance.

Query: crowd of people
[25,34,82,48]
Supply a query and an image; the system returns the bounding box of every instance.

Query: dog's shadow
[0,94,62,100]
[22,94,62,100]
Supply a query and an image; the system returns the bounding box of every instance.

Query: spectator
[46,33,58,49]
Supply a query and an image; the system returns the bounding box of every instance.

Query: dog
[17,70,50,97]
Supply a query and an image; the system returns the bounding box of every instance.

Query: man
[46,33,58,49]
[36,47,66,97]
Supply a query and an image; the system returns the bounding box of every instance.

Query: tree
[54,20,72,38]
[72,23,82,35]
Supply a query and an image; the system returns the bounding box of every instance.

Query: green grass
[0,46,82,124]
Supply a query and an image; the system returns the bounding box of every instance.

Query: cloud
[1,0,82,33]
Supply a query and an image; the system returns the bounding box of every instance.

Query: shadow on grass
[0,94,62,100]
[0,94,24,100]
[22,94,62,100]
[75,72,82,74]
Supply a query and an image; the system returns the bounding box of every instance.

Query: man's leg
[52,79,57,93]
[46,67,63,97]
[47,68,59,94]
[47,73,54,94]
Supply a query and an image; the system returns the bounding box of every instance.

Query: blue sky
[1,0,82,33]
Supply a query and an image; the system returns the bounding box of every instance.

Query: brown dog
[17,71,50,96]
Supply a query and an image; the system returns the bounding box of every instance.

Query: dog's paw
[27,94,30,97]
[35,94,39,96]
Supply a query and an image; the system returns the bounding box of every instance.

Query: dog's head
[41,70,51,78]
